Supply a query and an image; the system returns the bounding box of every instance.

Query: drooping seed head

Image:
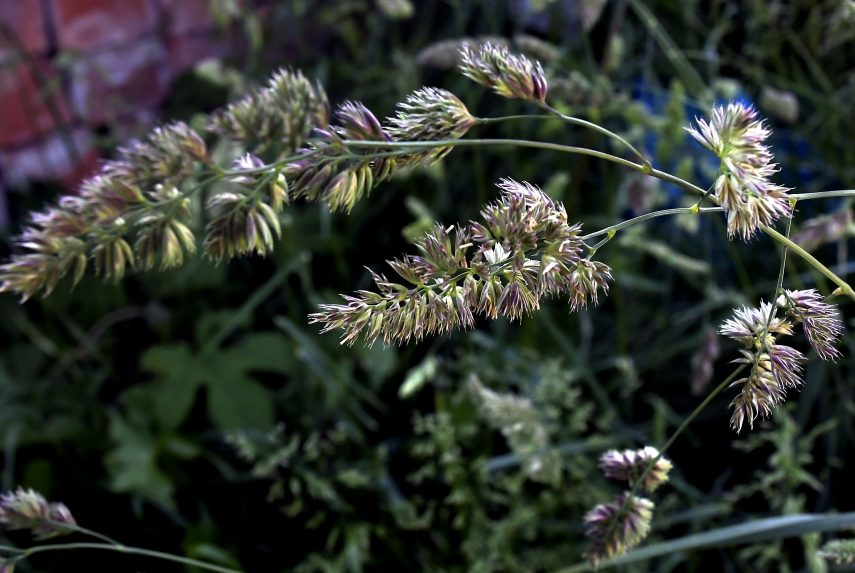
[567,259,612,311]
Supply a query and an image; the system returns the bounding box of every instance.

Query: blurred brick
[110,108,158,144]
[0,183,8,229]
[63,145,99,188]
[53,0,158,51]
[159,0,216,35]
[0,127,93,187]
[167,32,230,75]
[68,38,171,124]
[0,60,72,146]
[0,0,50,61]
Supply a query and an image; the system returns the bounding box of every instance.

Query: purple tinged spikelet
[778,289,844,361]
[598,446,672,492]
[584,493,654,567]
[0,488,76,540]
[459,42,548,103]
[719,302,806,432]
[310,178,611,345]
[686,103,791,239]
[385,87,477,167]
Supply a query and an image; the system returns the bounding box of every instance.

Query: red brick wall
[0,0,233,227]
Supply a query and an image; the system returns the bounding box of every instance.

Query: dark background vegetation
[1,1,854,571]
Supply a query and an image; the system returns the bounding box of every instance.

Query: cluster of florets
[776,289,844,361]
[584,494,654,568]
[0,68,483,299]
[719,290,842,432]
[0,488,76,540]
[459,42,548,103]
[385,87,477,166]
[283,87,478,213]
[687,103,792,239]
[584,446,672,567]
[0,69,340,300]
[204,153,289,262]
[209,67,330,152]
[310,178,612,345]
[282,101,396,214]
[0,121,208,300]
[598,446,672,492]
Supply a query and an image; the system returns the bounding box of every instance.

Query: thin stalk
[790,190,855,200]
[4,542,243,573]
[475,107,650,168]
[588,231,616,253]
[764,227,855,299]
[541,103,651,170]
[54,521,123,546]
[342,138,643,171]
[648,364,746,466]
[581,207,723,241]
[475,114,554,124]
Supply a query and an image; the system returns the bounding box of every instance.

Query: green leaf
[399,356,438,399]
[560,512,855,572]
[105,411,174,509]
[140,343,203,431]
[229,332,296,374]
[206,366,274,431]
[187,542,243,568]
[139,332,292,432]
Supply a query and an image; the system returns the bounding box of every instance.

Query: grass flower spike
[459,42,548,103]
[599,446,672,492]
[283,101,395,213]
[0,488,76,540]
[777,289,844,361]
[687,103,791,239]
[386,87,477,166]
[584,493,654,567]
[310,178,611,345]
[209,68,329,151]
[0,122,206,300]
[719,302,805,432]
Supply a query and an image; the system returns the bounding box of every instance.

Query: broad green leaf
[140,343,203,431]
[139,333,290,432]
[105,411,174,509]
[204,351,274,431]
[229,332,296,374]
